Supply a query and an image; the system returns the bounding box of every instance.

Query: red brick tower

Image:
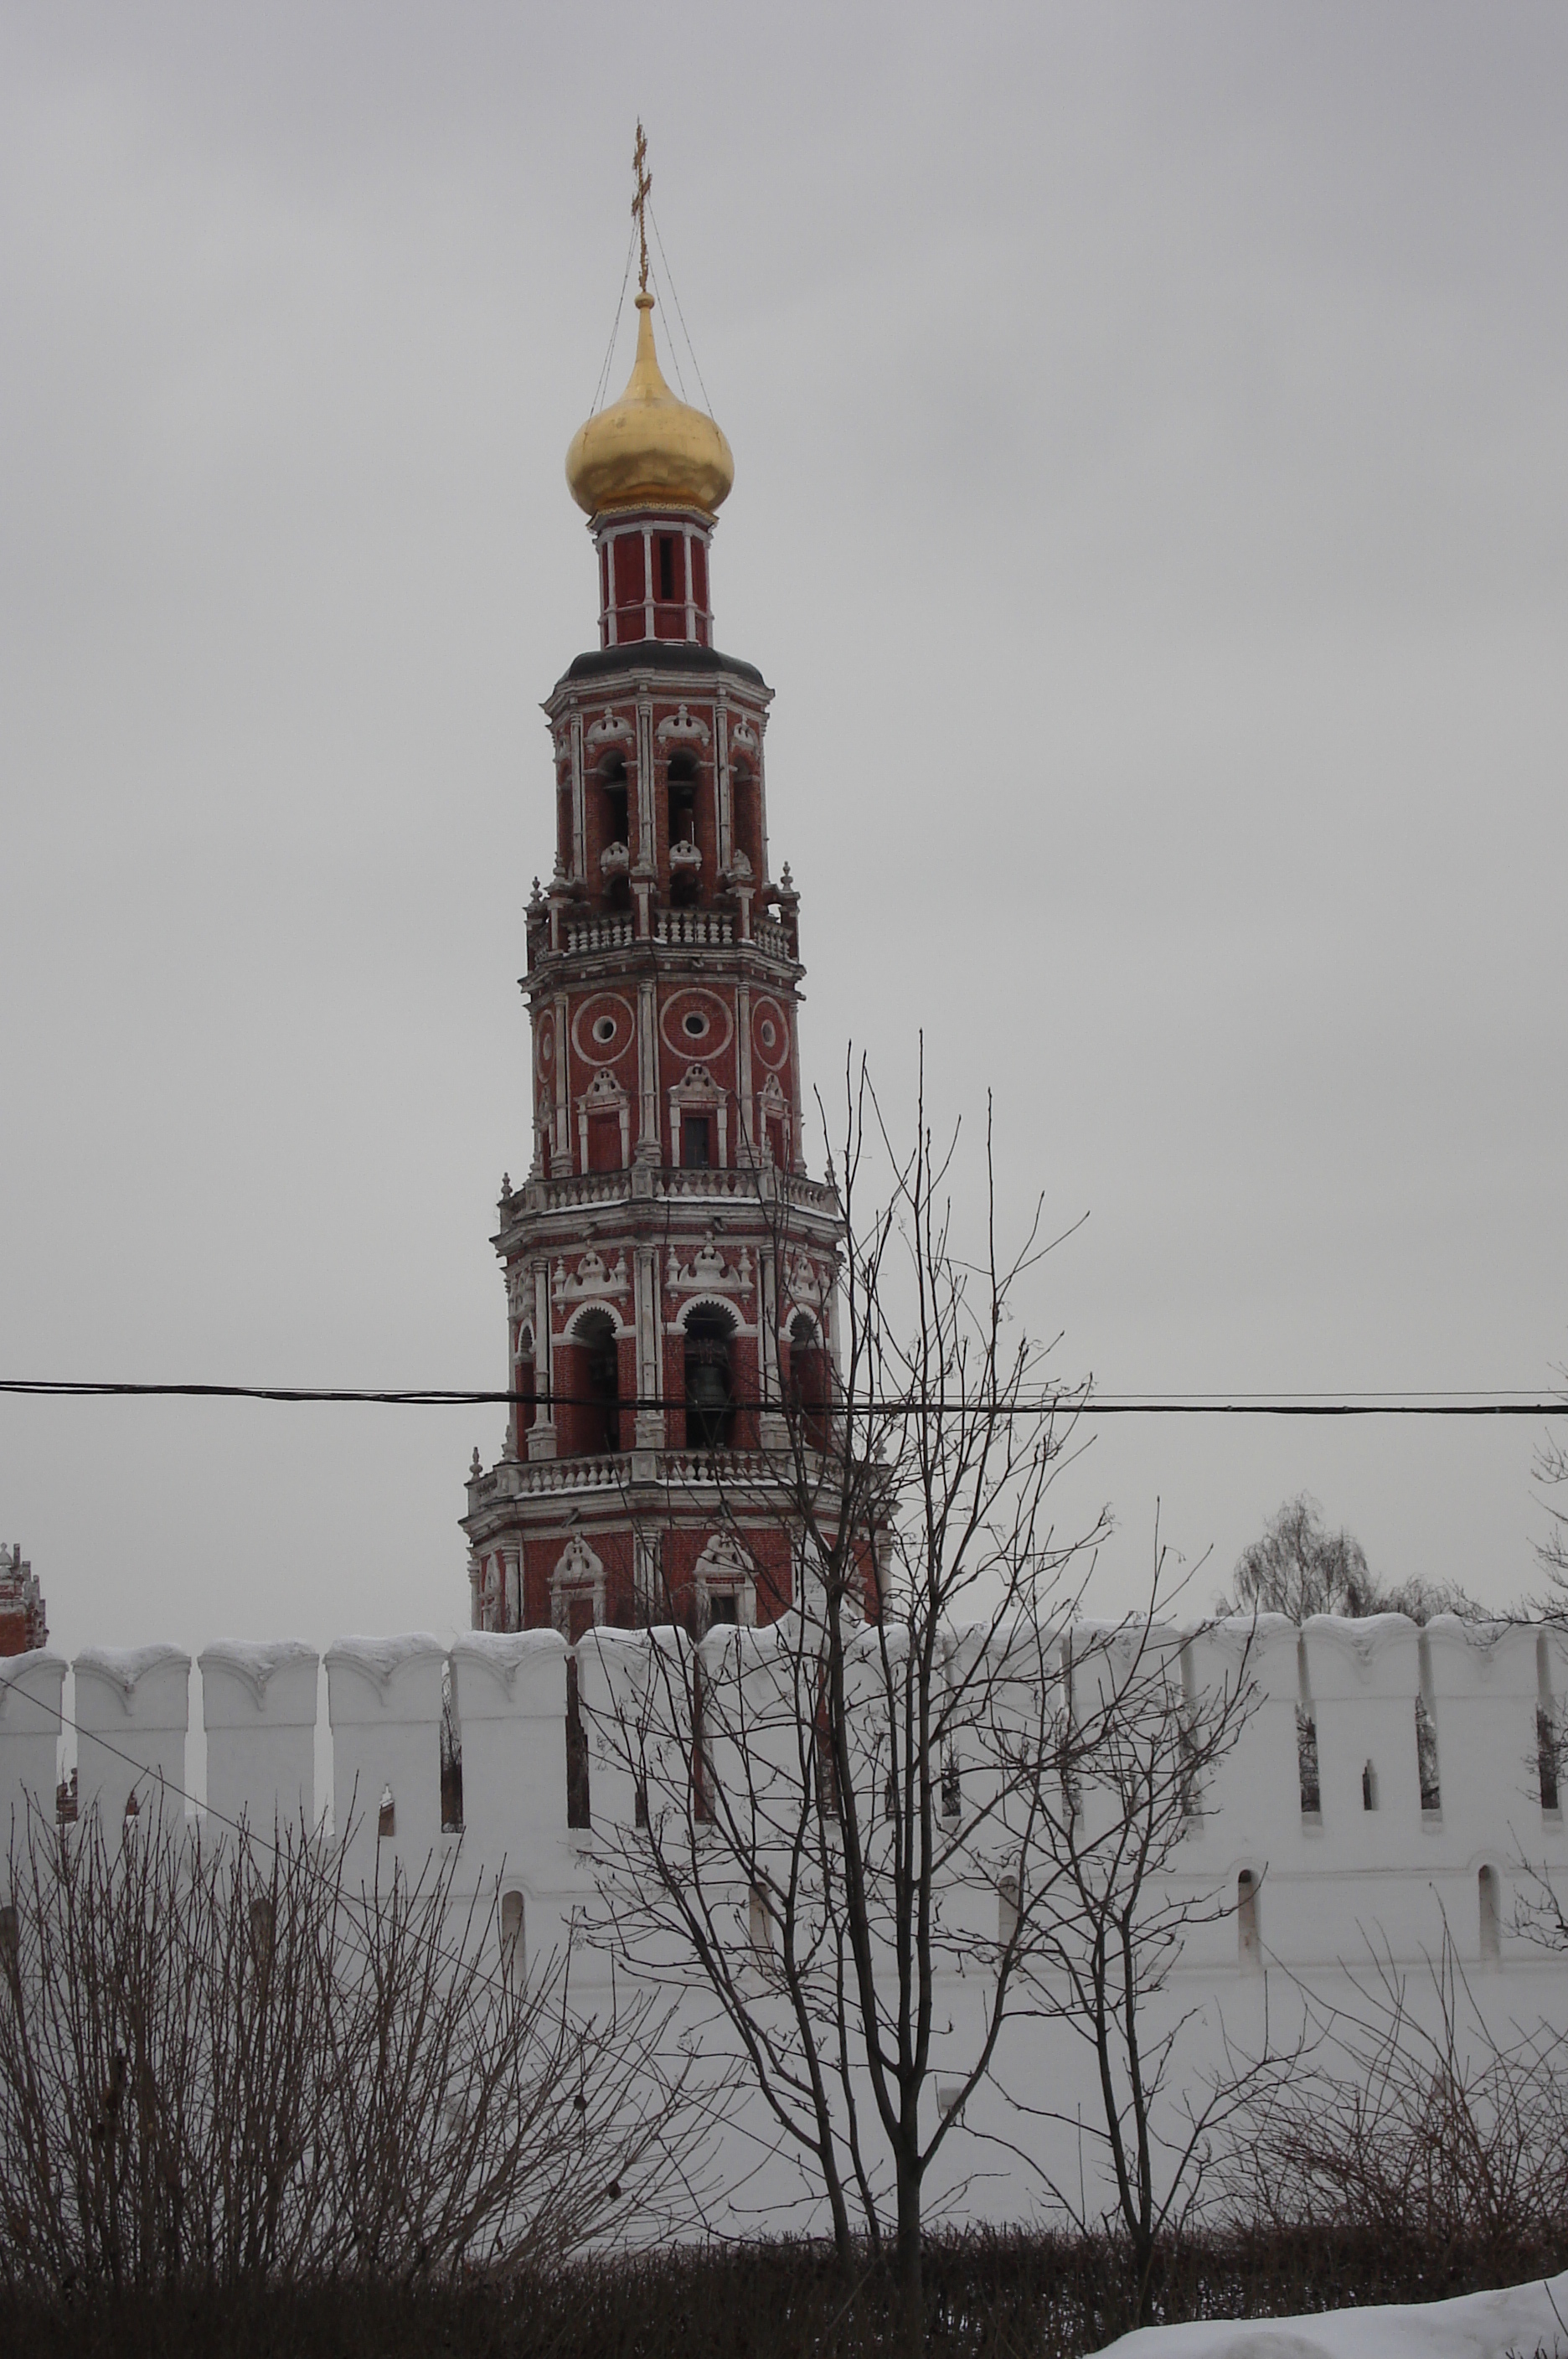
[461,183,842,1644]
[0,1543,48,1657]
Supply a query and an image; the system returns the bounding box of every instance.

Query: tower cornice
[544,640,771,710]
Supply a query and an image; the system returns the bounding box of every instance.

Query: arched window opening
[1540,1706,1561,1815]
[249,1897,276,1974]
[786,1311,829,1448]
[748,1884,773,1953]
[1416,1696,1442,1814]
[513,1324,537,1447]
[123,1788,141,1830]
[1537,1634,1560,1815]
[378,1783,395,1840]
[601,754,629,853]
[565,1659,591,1830]
[1237,1870,1261,1973]
[941,1746,962,1820]
[656,533,683,606]
[1479,1864,1502,1962]
[998,1875,1020,1948]
[586,1106,624,1174]
[815,1711,840,1820]
[1361,1760,1379,1813]
[667,751,700,903]
[611,531,645,629]
[600,755,631,908]
[681,1109,714,1169]
[500,1887,525,1980]
[692,1657,714,1825]
[441,1663,463,1832]
[667,751,697,841]
[1296,1706,1322,1818]
[730,758,757,878]
[684,1309,735,1451]
[575,1309,622,1454]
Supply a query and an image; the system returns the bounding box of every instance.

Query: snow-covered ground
[1101,2271,1568,2356]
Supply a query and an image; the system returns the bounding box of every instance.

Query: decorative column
[637,693,657,870]
[550,994,572,1174]
[736,981,754,1155]
[528,1262,557,1460]
[715,698,732,871]
[633,1530,661,1625]
[634,1241,664,1450]
[635,976,660,1163]
[787,996,807,1170]
[569,710,586,879]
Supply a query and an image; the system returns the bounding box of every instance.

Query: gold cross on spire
[632,120,652,298]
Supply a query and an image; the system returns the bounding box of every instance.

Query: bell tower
[462,137,843,1644]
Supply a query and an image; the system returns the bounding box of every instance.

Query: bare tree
[1223,1494,1483,1624]
[992,1565,1298,2330]
[0,1794,720,2295]
[1529,1365,1568,1607]
[581,1061,1263,2351]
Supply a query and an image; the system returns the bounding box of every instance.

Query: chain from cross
[632,120,652,297]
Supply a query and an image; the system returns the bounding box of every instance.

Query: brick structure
[461,264,842,1644]
[0,1543,48,1657]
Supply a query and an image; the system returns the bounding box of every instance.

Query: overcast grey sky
[3,3,1565,1661]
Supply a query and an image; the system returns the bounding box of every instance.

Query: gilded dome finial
[565,127,734,521]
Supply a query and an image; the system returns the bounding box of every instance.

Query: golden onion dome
[565,293,733,520]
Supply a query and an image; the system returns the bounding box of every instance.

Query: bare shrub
[0,1794,716,2294]
[1216,1930,1568,2248]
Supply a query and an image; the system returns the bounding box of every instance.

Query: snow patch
[1100,2269,1568,2357]
[324,1634,446,1696]
[451,1629,565,1694]
[74,1644,190,1706]
[199,1639,318,1708]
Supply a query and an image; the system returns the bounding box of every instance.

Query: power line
[0,1380,1563,1417]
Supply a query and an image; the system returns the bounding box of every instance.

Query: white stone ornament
[656,703,711,745]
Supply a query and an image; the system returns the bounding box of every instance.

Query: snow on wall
[3,1613,1568,1985]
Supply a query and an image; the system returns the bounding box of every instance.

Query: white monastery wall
[5,1613,1568,1990]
